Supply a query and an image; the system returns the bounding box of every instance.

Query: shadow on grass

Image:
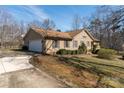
[93,55,116,61]
[118,58,124,61]
[64,56,124,70]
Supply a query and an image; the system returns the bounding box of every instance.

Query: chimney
[57,29,61,32]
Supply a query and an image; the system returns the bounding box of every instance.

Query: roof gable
[67,29,99,41]
[66,30,82,37]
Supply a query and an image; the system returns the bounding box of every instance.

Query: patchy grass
[59,55,124,87]
[100,76,124,88]
[31,55,124,88]
[31,55,99,87]
[68,56,124,77]
[70,57,123,72]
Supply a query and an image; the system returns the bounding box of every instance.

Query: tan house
[23,27,100,54]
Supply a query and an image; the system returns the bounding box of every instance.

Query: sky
[0,5,97,31]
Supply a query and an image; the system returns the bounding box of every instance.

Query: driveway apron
[0,56,33,74]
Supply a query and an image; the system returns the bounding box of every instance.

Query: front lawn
[63,55,124,76]
[31,54,124,88]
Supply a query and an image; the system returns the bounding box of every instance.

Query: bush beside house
[97,48,117,60]
[122,53,124,60]
[56,42,87,55]
[56,49,79,55]
[22,45,28,50]
[92,45,99,54]
[78,42,87,54]
[122,55,124,60]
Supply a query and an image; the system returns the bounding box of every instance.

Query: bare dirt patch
[31,55,124,88]
[30,55,99,88]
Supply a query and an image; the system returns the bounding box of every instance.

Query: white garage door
[29,40,42,52]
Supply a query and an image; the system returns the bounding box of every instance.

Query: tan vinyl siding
[24,29,43,46]
[45,30,93,54]
[24,28,97,54]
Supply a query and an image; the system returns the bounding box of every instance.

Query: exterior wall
[24,29,43,47]
[66,31,93,50]
[24,29,94,54]
[46,31,93,54]
[70,31,93,50]
[45,40,66,54]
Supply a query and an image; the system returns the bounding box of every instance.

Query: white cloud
[0,5,50,23]
[22,5,50,20]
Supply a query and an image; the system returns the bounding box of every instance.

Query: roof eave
[45,37,72,41]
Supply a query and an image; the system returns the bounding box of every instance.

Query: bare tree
[0,8,24,49]
[89,6,124,50]
[41,19,56,30]
[28,18,56,54]
[28,20,43,28]
[41,19,56,54]
[0,9,14,48]
[72,14,82,31]
[90,18,103,46]
[82,17,90,29]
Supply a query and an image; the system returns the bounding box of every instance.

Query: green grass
[60,55,124,87]
[67,56,124,77]
[100,76,124,88]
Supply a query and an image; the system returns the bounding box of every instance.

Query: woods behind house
[0,6,124,51]
[72,6,124,51]
[0,9,24,48]
[89,6,124,51]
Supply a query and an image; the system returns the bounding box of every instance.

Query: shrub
[22,45,28,50]
[122,53,124,60]
[94,49,99,54]
[75,50,79,54]
[92,45,99,54]
[78,42,87,54]
[70,50,74,55]
[67,50,72,54]
[56,49,84,55]
[98,48,117,60]
[56,49,67,55]
[76,50,80,54]
[57,49,78,55]
[122,55,124,60]
[71,50,76,55]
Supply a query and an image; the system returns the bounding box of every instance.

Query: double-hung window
[52,40,59,48]
[73,40,78,48]
[64,41,70,48]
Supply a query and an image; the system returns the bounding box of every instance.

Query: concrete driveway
[0,56,33,74]
[0,51,65,88]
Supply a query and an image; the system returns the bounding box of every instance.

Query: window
[87,41,90,46]
[52,40,59,48]
[73,41,78,48]
[64,41,70,48]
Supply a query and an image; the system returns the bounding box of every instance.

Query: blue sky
[0,5,97,31]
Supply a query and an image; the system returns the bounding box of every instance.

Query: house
[23,27,100,54]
